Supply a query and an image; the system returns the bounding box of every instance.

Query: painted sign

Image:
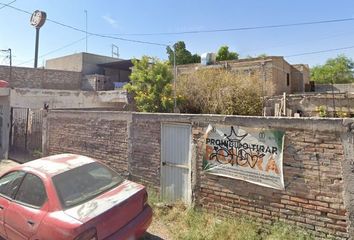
[203,124,285,190]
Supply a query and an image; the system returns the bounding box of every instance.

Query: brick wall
[195,125,348,238]
[44,111,354,239]
[130,115,161,189]
[44,111,130,175]
[0,65,81,90]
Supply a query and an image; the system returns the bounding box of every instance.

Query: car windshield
[52,162,124,209]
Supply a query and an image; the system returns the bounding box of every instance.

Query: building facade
[176,56,310,96]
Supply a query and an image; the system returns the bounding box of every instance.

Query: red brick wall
[45,112,130,175]
[130,118,161,190]
[0,65,82,90]
[195,127,348,239]
[44,111,353,239]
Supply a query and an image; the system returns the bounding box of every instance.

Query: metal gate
[9,108,43,162]
[161,123,192,204]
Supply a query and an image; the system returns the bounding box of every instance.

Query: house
[176,56,310,96]
[45,52,132,91]
[0,52,133,161]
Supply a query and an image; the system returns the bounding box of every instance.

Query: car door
[0,171,26,239]
[4,173,48,240]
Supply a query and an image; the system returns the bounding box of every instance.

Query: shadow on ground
[140,232,165,240]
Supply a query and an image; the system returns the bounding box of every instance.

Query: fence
[43,110,354,239]
[9,108,43,161]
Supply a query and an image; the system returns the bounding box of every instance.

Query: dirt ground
[0,159,19,175]
[142,219,172,240]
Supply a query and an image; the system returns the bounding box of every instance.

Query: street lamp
[30,10,46,68]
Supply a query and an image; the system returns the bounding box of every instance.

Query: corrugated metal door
[161,123,191,204]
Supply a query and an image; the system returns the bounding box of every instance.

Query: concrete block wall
[43,111,354,239]
[264,93,354,117]
[0,65,81,90]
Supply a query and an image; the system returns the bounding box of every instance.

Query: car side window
[15,173,46,208]
[0,171,25,198]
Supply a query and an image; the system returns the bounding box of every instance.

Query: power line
[0,0,15,10]
[16,37,87,66]
[101,17,354,36]
[2,2,354,46]
[0,1,30,14]
[0,2,168,47]
[3,1,354,62]
[285,45,354,58]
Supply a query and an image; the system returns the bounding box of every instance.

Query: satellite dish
[30,10,47,28]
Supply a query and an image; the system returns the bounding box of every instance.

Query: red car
[0,154,152,240]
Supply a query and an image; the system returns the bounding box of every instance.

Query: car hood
[63,180,144,223]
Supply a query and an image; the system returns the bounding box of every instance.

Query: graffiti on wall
[203,124,285,189]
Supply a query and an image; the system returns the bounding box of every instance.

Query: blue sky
[1,0,354,68]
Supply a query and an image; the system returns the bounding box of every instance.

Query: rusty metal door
[9,108,43,162]
[161,123,191,204]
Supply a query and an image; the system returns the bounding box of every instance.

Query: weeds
[147,190,314,240]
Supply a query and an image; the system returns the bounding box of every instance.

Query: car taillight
[143,191,148,206]
[74,228,98,240]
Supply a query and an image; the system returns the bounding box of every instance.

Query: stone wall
[0,65,81,90]
[43,111,354,239]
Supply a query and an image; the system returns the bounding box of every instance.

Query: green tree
[256,53,267,58]
[124,56,174,112]
[166,41,201,65]
[311,55,354,84]
[216,45,239,61]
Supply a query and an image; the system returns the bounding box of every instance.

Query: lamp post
[30,10,46,68]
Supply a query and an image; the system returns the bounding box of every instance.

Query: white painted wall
[10,88,128,109]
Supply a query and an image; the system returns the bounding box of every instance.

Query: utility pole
[331,74,336,117]
[261,62,265,116]
[173,46,177,112]
[0,48,11,82]
[84,10,88,52]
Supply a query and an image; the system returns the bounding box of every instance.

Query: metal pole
[1,49,11,81]
[34,28,40,68]
[261,62,265,116]
[85,10,88,52]
[8,48,11,82]
[9,107,13,149]
[173,47,177,112]
[331,74,336,117]
[24,108,29,152]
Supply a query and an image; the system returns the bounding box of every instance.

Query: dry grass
[145,191,314,240]
[176,69,267,115]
